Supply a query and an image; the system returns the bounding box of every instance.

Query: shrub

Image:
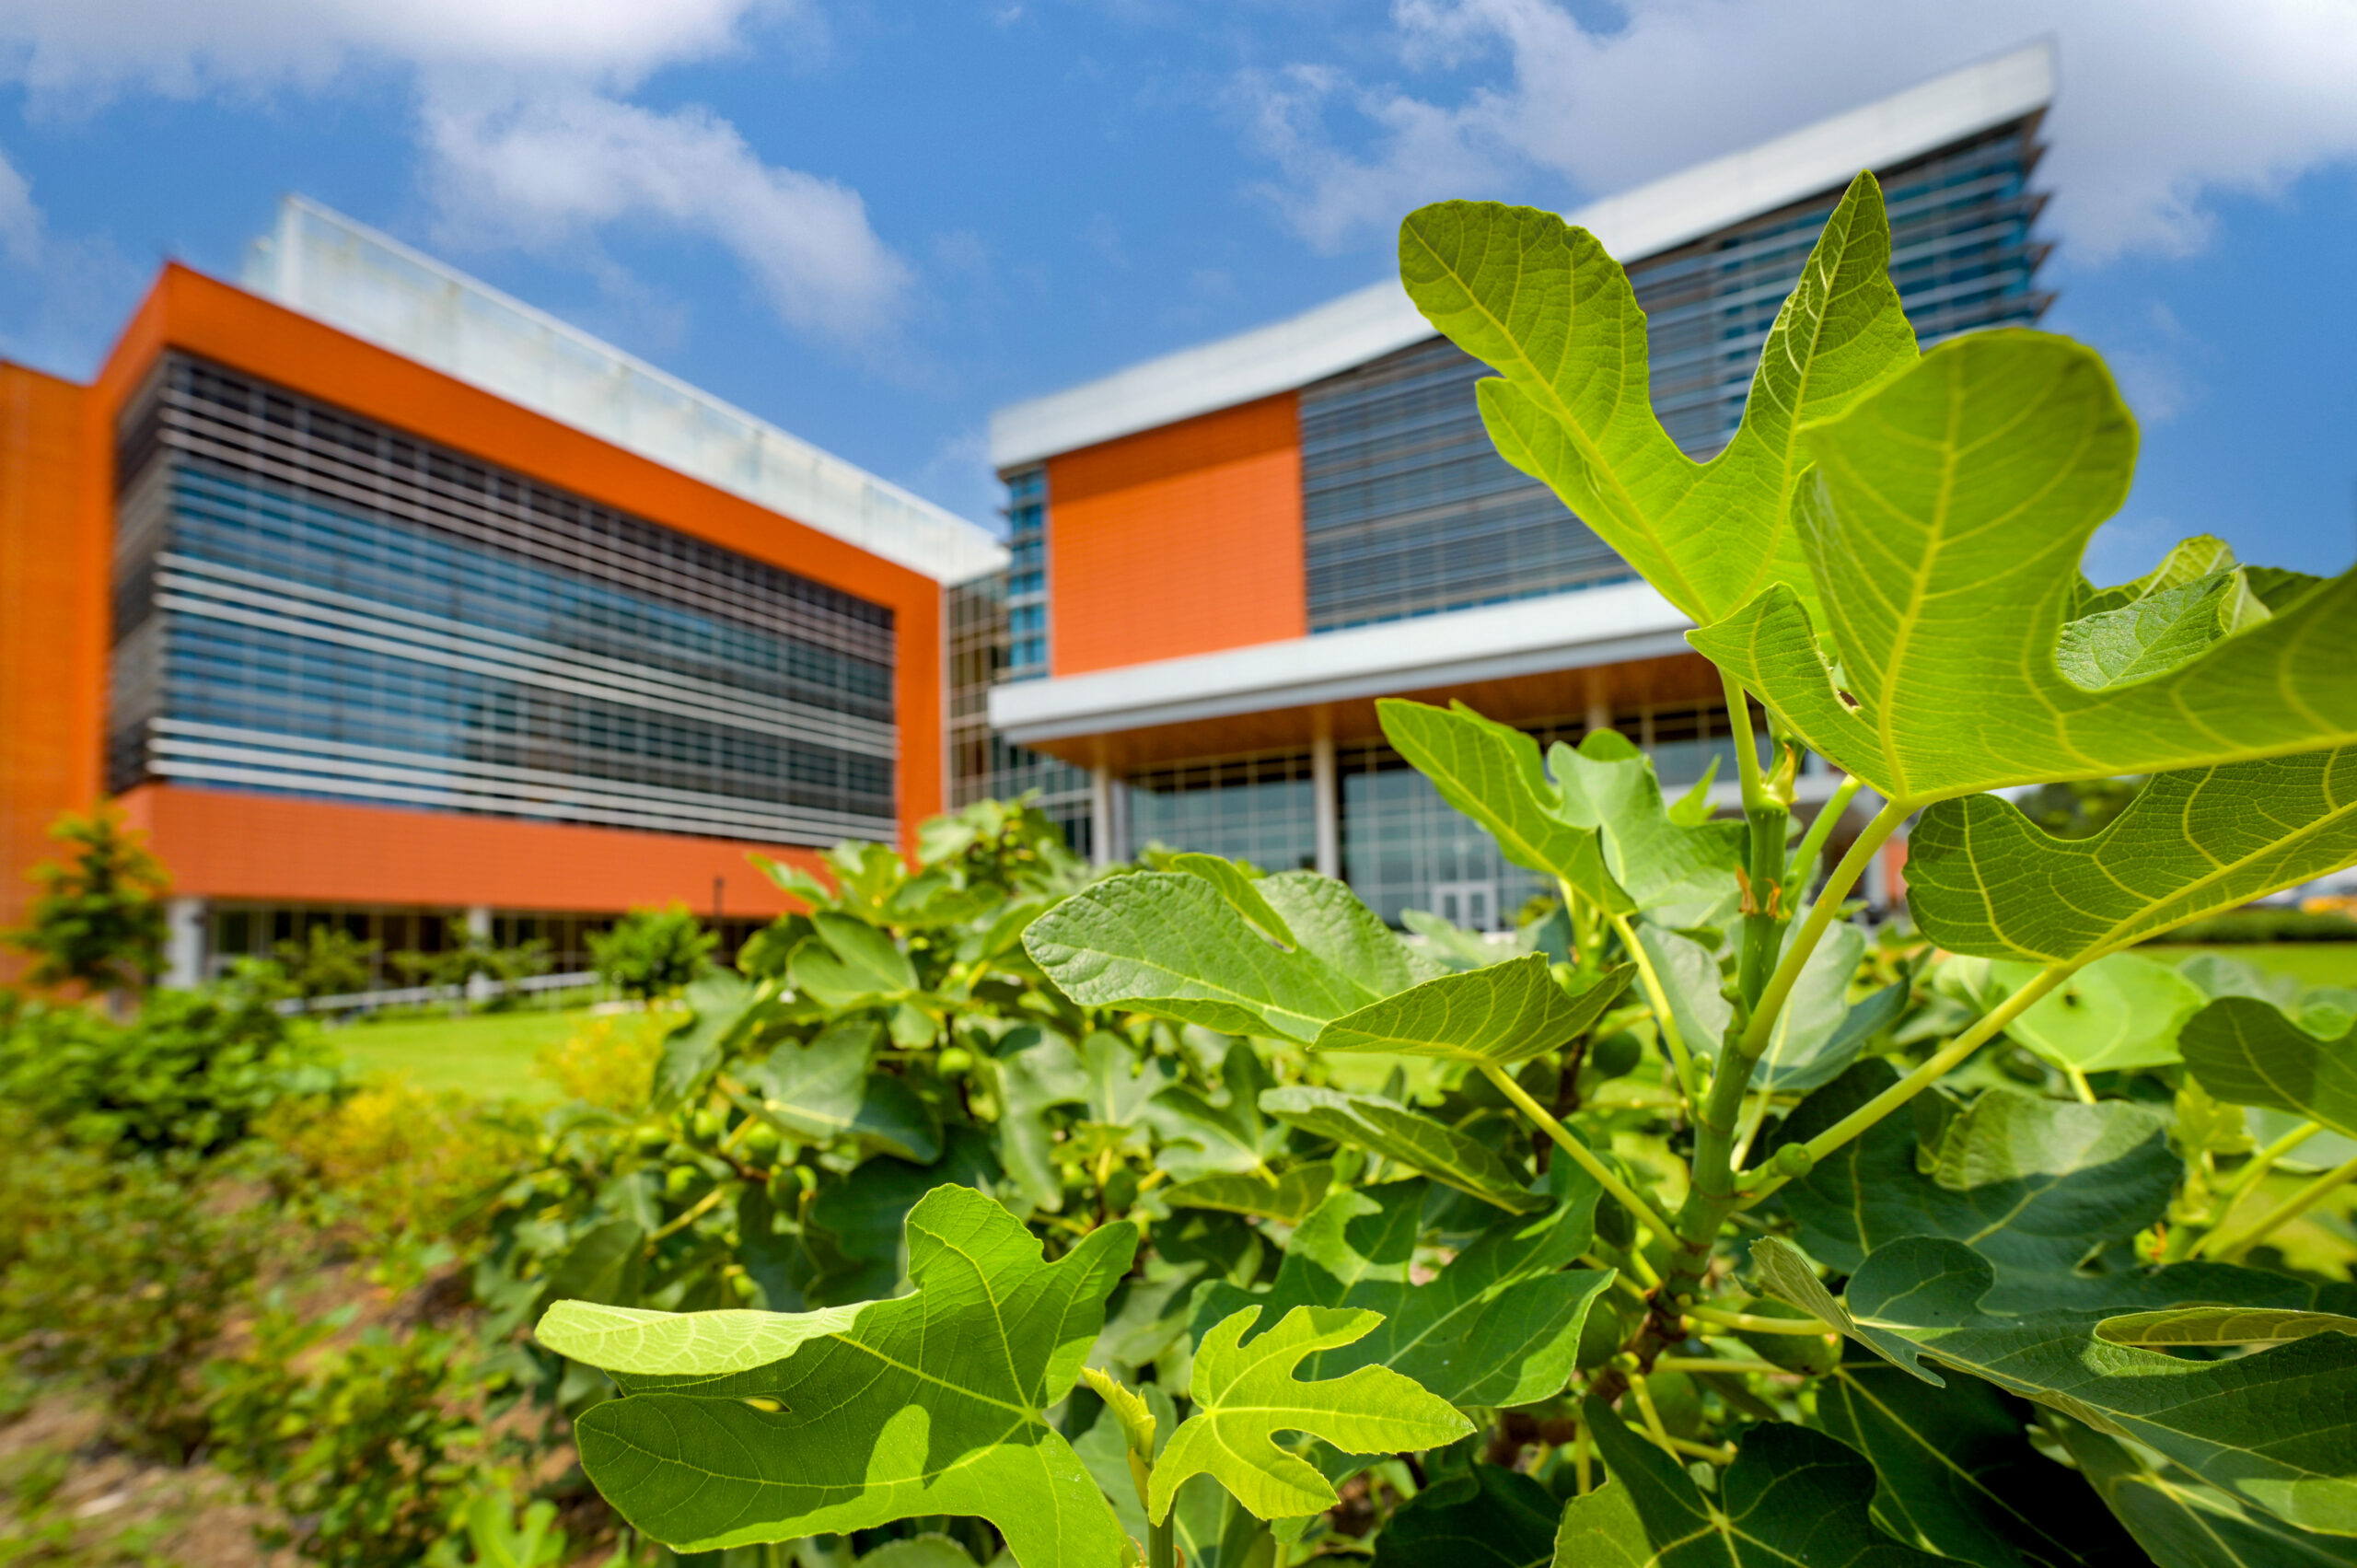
[586,906,714,1001]
[0,984,340,1157]
[531,1016,665,1114]
[208,1310,513,1568]
[0,1124,279,1459]
[263,1084,535,1255]
[4,801,170,997]
[275,925,384,1001]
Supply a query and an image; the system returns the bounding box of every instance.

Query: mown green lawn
[2148,942,2357,987]
[323,1006,595,1100]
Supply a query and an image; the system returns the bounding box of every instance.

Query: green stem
[1604,904,1695,1098]
[1684,1303,1838,1335]
[1782,774,1865,904]
[2189,1121,2324,1259]
[1480,1063,1678,1243]
[2206,1151,2357,1263]
[1723,670,1788,1015]
[1741,963,2080,1203]
[1732,797,1911,1063]
[1148,1513,1176,1568]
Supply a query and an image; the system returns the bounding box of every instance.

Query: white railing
[272,969,602,1016]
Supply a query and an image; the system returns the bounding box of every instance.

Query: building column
[163,897,207,991]
[1311,723,1340,880]
[464,904,493,1003]
[1089,765,1116,869]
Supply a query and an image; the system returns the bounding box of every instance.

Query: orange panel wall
[0,366,107,972]
[120,786,819,917]
[1046,393,1304,675]
[42,265,944,913]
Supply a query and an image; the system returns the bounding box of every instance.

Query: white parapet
[244,198,1007,586]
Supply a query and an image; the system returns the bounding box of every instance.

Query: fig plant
[538,175,2357,1565]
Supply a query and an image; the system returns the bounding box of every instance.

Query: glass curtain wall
[1124,752,1319,874]
[110,356,900,845]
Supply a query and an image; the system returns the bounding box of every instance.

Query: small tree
[273,926,381,1002]
[587,905,714,1002]
[6,802,171,997]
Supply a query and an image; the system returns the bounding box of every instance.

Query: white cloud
[424,85,910,345]
[0,0,779,99]
[0,0,910,347]
[0,147,40,264]
[1237,0,2357,265]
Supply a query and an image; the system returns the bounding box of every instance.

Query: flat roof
[990,39,2054,470]
[244,196,1007,586]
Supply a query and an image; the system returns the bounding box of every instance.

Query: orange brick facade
[1045,393,1305,674]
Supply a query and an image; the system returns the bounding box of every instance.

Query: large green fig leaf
[1811,1354,2144,1567]
[1192,1176,1609,1409]
[2051,1414,2357,1568]
[1752,1234,2357,1536]
[1399,174,1917,630]
[1552,1396,1950,1565]
[1147,1305,1472,1523]
[543,1185,1136,1562]
[1908,749,2357,961]
[1260,1086,1545,1213]
[1161,1163,1334,1225]
[739,1021,942,1162]
[2179,996,2357,1139]
[1690,332,2357,800]
[1770,1064,2178,1307]
[1024,870,1435,1044]
[1984,952,2207,1074]
[1375,1461,1561,1568]
[1314,955,1630,1065]
[792,912,919,1006]
[1547,728,1749,928]
[654,971,767,1109]
[1376,699,1631,912]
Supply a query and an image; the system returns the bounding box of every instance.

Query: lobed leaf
[1752,1234,2357,1537]
[739,1021,942,1163]
[1147,1305,1472,1524]
[1376,699,1630,912]
[1553,1396,1950,1565]
[1691,333,2357,801]
[1024,871,1432,1045]
[1314,955,1630,1066]
[1811,1354,2145,1568]
[2179,996,2357,1139]
[2052,1414,2357,1568]
[1908,749,2357,963]
[552,1184,1138,1562]
[1399,174,1918,632]
[1192,1176,1611,1410]
[1259,1086,1546,1213]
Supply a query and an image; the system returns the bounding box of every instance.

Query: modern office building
[0,200,1002,985]
[967,43,2056,926]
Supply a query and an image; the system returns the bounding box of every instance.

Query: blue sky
[2,1,2353,580]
